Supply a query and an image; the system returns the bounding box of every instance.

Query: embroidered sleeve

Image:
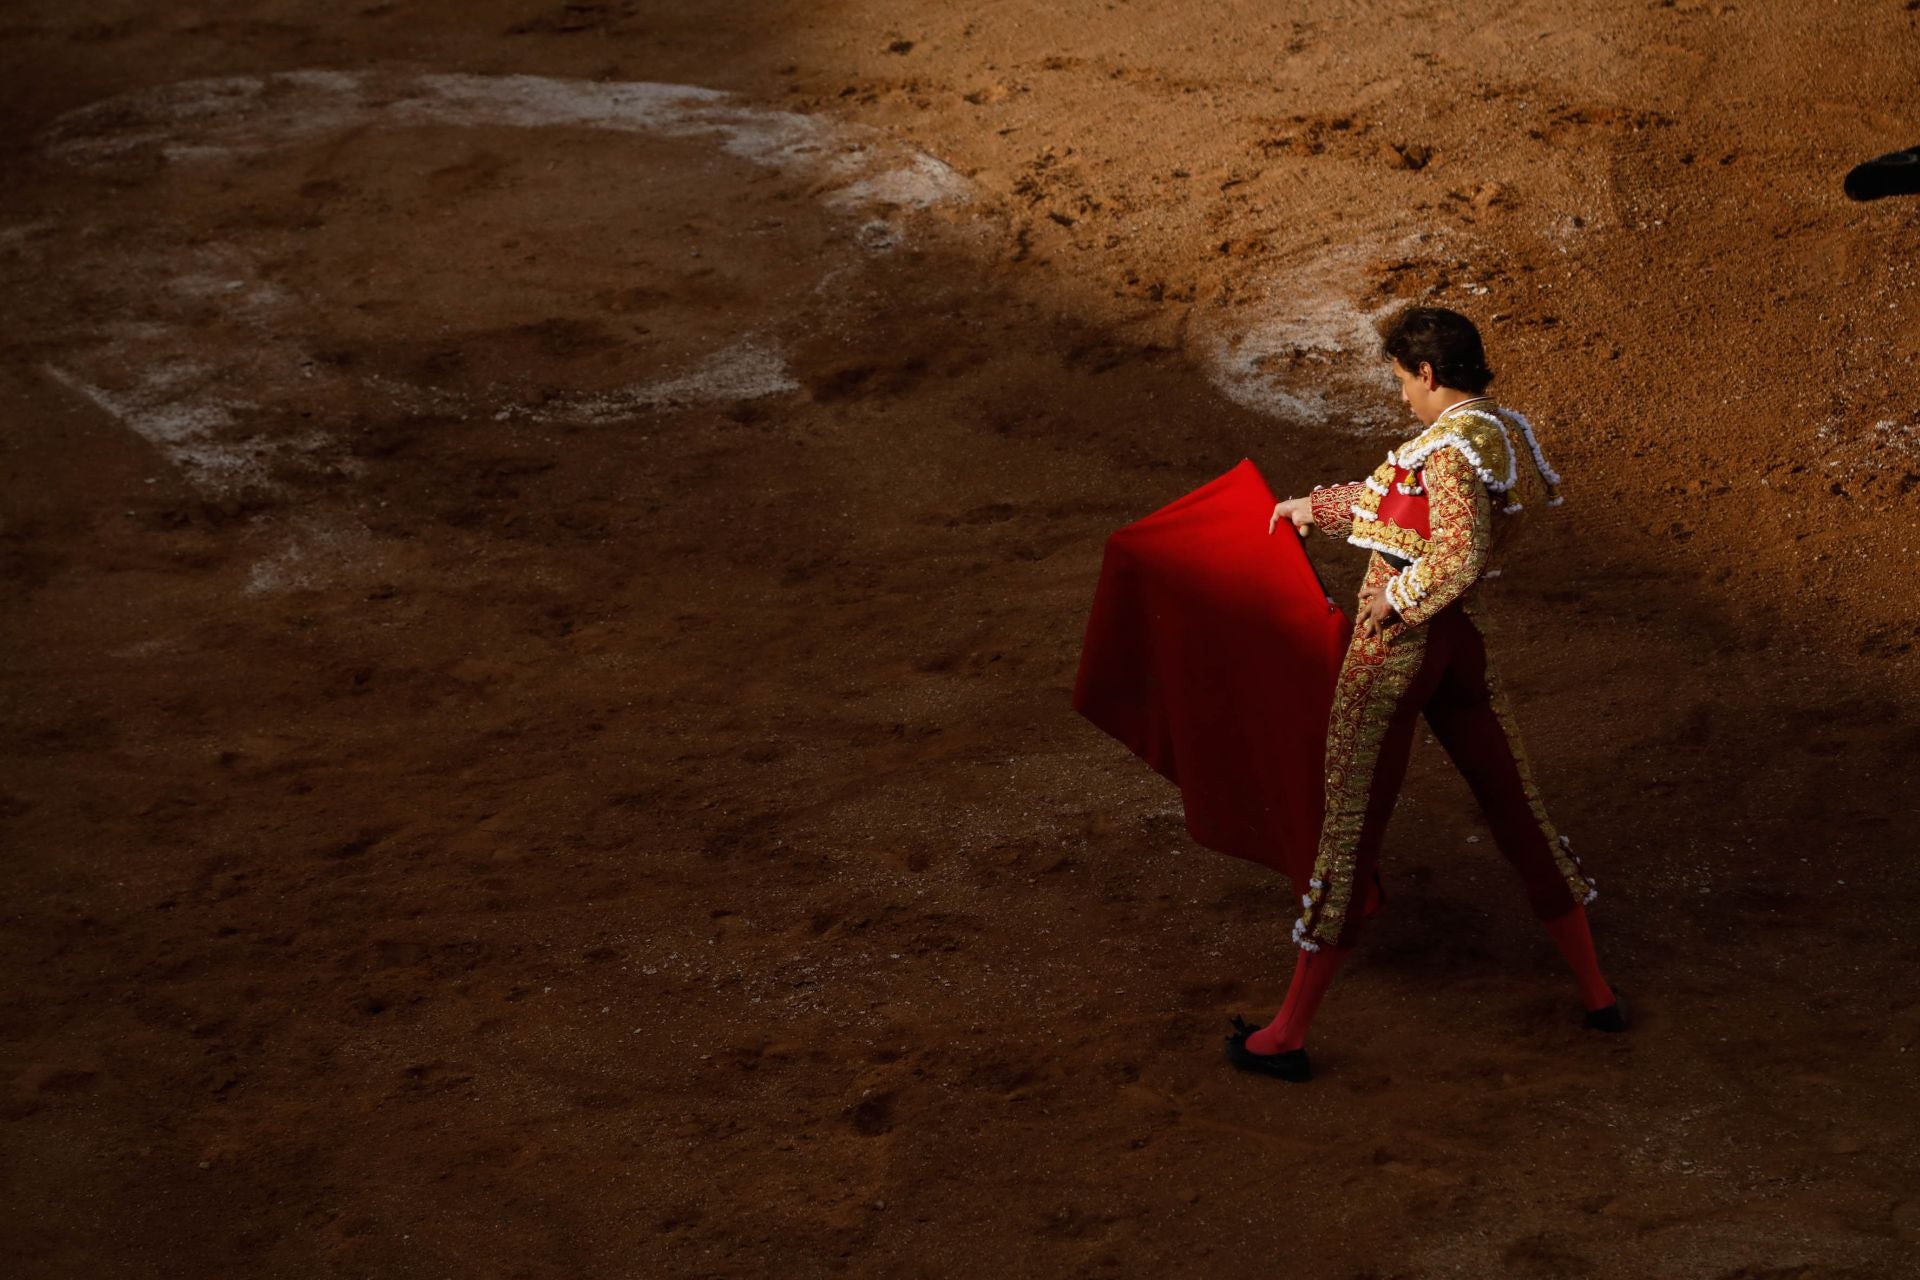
[1306,481,1368,538]
[1384,445,1490,627]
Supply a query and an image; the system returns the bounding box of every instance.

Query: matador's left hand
[1357,583,1398,638]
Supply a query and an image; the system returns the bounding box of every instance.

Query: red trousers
[1292,569,1595,952]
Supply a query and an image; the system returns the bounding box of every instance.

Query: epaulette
[1392,409,1518,494]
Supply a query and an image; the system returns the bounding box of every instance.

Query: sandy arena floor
[4,3,1920,1276]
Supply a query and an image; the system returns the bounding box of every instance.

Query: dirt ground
[4,2,1920,1277]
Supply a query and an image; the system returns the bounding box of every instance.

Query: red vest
[1374,464,1431,539]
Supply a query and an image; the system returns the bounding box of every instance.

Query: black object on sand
[1844,146,1920,201]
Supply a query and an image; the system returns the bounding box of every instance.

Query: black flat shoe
[1584,991,1628,1033]
[1223,1015,1312,1082]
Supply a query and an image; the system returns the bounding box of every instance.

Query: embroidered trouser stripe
[1425,607,1595,918]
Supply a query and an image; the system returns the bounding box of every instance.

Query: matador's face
[1390,357,1445,426]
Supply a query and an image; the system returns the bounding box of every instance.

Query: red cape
[1072,459,1349,887]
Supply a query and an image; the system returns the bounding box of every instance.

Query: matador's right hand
[1268,497,1314,536]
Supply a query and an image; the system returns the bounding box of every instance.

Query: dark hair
[1380,306,1494,394]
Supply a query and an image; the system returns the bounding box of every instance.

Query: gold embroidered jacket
[1306,402,1563,627]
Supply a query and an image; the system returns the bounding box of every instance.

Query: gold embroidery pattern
[1349,519,1428,564]
[1308,480,1369,537]
[1387,446,1493,627]
[1294,553,1427,951]
[1333,401,1557,561]
[1394,409,1518,492]
[1343,460,1398,532]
